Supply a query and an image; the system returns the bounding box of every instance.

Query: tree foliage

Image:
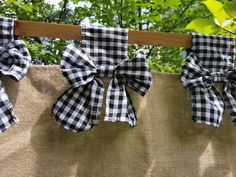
[0,0,223,73]
[186,0,236,36]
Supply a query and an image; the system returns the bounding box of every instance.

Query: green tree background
[0,0,235,73]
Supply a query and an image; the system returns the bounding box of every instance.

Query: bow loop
[61,44,97,88]
[0,40,31,81]
[105,50,152,126]
[114,50,152,96]
[53,44,104,132]
[223,69,236,125]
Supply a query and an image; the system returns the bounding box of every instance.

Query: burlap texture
[0,66,235,177]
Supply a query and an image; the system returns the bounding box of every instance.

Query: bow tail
[52,79,104,132]
[89,78,104,125]
[189,86,224,126]
[223,74,236,125]
[105,77,137,126]
[0,82,19,133]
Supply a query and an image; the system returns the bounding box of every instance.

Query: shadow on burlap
[0,66,235,177]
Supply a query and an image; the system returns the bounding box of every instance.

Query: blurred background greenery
[0,0,235,72]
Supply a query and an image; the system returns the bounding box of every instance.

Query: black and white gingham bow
[0,17,31,133]
[181,33,236,127]
[52,26,152,132]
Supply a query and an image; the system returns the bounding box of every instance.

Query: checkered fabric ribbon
[52,26,152,132]
[181,33,236,127]
[0,17,31,133]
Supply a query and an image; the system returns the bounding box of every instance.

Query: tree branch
[40,0,53,22]
[119,0,123,27]
[58,0,68,23]
[114,0,122,27]
[171,0,195,30]
[222,28,236,35]
[138,5,142,30]
[146,46,156,59]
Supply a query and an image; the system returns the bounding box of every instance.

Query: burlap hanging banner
[0,66,235,177]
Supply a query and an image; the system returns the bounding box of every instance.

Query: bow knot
[53,45,152,132]
[197,70,236,90]
[202,74,214,89]
[181,56,236,90]
[181,33,236,127]
[226,69,236,80]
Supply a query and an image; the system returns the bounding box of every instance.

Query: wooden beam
[128,30,192,47]
[14,20,82,40]
[14,20,192,47]
[14,20,235,48]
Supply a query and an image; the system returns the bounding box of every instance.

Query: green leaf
[164,0,180,9]
[202,0,230,26]
[15,1,33,13]
[185,18,220,34]
[224,1,236,18]
[155,0,164,5]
